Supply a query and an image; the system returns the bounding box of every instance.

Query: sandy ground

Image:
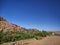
[1,33,60,45]
[28,36,60,45]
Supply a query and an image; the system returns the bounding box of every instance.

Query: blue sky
[0,0,60,31]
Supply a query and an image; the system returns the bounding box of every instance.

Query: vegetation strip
[0,30,52,44]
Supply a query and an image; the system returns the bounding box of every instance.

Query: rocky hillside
[0,16,26,32]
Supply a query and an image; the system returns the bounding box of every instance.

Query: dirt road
[28,36,60,45]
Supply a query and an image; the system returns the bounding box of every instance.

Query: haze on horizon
[0,0,60,31]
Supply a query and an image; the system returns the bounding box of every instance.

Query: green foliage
[0,30,52,44]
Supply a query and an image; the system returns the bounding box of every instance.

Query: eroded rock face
[0,21,25,32]
[0,16,24,32]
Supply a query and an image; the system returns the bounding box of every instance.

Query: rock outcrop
[0,16,39,32]
[0,16,25,32]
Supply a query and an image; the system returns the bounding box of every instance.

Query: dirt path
[1,36,60,45]
[28,36,60,45]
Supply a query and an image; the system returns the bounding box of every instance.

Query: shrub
[0,30,52,44]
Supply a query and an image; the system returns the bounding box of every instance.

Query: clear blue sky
[0,0,60,31]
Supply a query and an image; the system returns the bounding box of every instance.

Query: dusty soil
[28,36,60,45]
[1,35,60,45]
